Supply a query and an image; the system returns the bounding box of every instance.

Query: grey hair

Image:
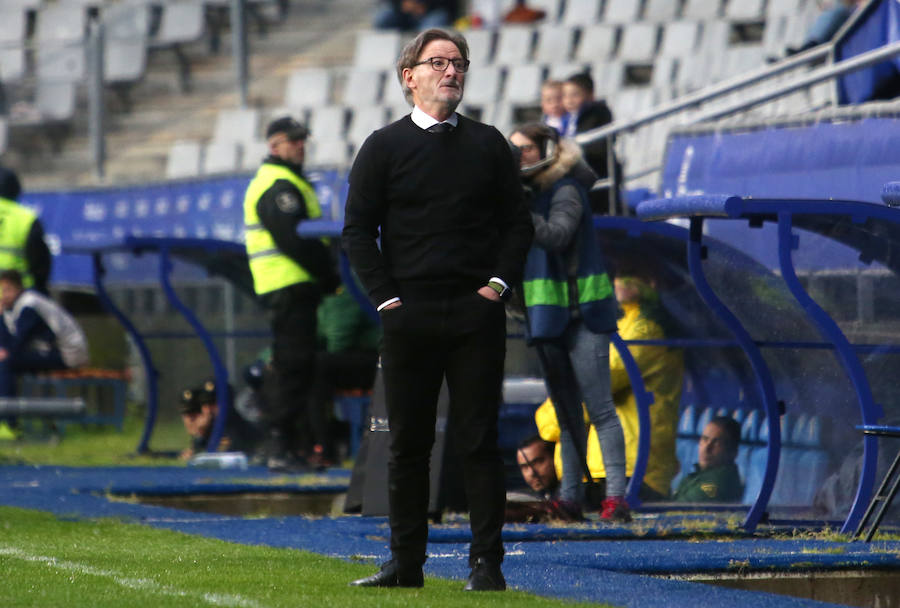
[395,28,469,106]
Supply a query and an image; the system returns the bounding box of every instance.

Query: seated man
[0,269,88,398]
[180,378,264,461]
[507,435,583,522]
[672,416,744,502]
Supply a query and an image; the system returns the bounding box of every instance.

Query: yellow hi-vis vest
[243,163,323,295]
[0,197,37,288]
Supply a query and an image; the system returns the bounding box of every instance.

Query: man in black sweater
[343,28,533,592]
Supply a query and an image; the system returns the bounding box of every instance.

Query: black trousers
[380,287,507,570]
[307,348,378,454]
[261,283,319,437]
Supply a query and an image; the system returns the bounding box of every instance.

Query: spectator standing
[0,167,52,295]
[561,73,624,215]
[305,283,380,466]
[242,116,339,472]
[672,416,744,502]
[373,0,457,30]
[0,269,88,398]
[508,122,629,522]
[343,29,533,591]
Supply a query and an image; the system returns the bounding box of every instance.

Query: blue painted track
[2,465,898,607]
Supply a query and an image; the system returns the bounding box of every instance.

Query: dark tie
[427,122,453,134]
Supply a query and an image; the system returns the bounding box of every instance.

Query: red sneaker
[599,496,632,522]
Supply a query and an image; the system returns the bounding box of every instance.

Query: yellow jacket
[535,300,684,496]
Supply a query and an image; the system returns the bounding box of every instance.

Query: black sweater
[342,114,533,306]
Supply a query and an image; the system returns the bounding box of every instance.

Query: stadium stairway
[9,0,367,191]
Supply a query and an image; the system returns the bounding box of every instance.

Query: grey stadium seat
[35,5,87,82]
[0,5,27,83]
[308,106,347,139]
[307,137,349,169]
[604,0,642,23]
[504,64,543,106]
[240,139,270,172]
[619,23,659,63]
[36,81,77,121]
[643,0,681,22]
[683,0,722,20]
[202,141,240,175]
[347,106,388,147]
[212,108,260,146]
[152,1,205,46]
[461,66,502,107]
[494,26,535,66]
[102,2,149,84]
[561,0,602,26]
[284,68,332,109]
[342,69,384,107]
[166,139,203,179]
[659,21,701,57]
[575,24,617,64]
[353,30,402,70]
[534,25,575,64]
[466,28,494,66]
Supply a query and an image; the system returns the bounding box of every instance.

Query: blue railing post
[157,247,231,452]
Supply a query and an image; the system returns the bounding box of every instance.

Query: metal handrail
[575,44,832,146]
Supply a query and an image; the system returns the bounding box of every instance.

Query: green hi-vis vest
[522,177,617,339]
[243,163,323,295]
[0,197,37,288]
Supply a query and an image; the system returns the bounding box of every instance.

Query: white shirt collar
[411,106,459,130]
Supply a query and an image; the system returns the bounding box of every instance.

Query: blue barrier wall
[22,170,346,287]
[659,113,900,270]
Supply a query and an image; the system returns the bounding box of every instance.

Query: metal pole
[231,0,249,108]
[88,19,106,179]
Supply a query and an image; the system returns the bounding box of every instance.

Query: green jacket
[316,287,380,354]
[673,463,743,503]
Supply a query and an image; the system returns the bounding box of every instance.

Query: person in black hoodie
[562,73,625,215]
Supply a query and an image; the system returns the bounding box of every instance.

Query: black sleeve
[342,133,397,307]
[490,129,534,286]
[25,220,51,295]
[256,179,338,292]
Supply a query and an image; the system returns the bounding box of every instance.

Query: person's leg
[445,294,507,567]
[264,284,319,463]
[566,324,627,498]
[380,301,444,572]
[535,338,589,504]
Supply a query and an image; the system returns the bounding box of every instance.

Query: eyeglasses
[413,56,470,73]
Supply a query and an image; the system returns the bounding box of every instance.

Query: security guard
[0,167,51,295]
[243,116,338,471]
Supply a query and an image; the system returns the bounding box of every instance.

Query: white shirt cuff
[488,277,509,290]
[376,297,401,311]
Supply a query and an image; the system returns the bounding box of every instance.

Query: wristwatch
[487,280,511,302]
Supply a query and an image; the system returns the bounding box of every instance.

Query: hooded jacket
[522,140,617,339]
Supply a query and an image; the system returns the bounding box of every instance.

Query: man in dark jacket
[343,29,533,592]
[673,416,744,502]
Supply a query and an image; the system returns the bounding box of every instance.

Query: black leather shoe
[349,560,424,588]
[463,557,506,591]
